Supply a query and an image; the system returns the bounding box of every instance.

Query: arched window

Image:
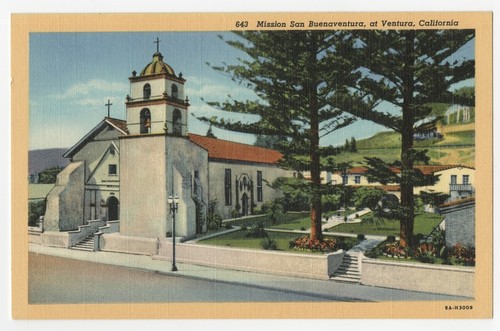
[171,84,178,99]
[172,109,182,135]
[143,83,151,99]
[140,108,151,134]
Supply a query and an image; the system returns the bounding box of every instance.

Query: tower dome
[140,52,176,76]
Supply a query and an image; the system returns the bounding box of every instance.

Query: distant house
[439,197,475,248]
[305,164,475,202]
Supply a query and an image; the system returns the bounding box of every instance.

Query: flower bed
[374,240,475,266]
[289,235,339,253]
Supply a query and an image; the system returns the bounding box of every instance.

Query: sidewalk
[29,243,470,302]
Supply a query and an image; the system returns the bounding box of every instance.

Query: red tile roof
[105,117,129,134]
[189,134,283,165]
[348,167,369,174]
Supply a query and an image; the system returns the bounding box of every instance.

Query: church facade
[43,48,290,245]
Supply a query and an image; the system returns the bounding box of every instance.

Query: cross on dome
[154,37,161,53]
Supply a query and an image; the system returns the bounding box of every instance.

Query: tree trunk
[308,86,322,241]
[399,31,416,248]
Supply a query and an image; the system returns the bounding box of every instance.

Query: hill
[334,127,474,167]
[29,148,69,175]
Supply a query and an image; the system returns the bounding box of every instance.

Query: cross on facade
[105,99,113,118]
[154,37,161,53]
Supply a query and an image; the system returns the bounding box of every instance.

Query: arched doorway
[107,196,119,221]
[241,193,249,216]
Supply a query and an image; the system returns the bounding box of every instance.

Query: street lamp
[168,194,179,271]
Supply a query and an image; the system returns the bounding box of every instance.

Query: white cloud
[184,75,258,101]
[53,79,128,101]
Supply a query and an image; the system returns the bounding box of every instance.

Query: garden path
[319,208,371,231]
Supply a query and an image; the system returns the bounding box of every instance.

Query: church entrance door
[107,196,119,221]
[241,193,249,216]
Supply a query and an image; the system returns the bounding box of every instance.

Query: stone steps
[331,253,361,283]
[71,234,95,252]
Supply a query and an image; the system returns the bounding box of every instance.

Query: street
[28,253,339,303]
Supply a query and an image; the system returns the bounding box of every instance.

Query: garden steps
[331,253,361,283]
[71,234,95,252]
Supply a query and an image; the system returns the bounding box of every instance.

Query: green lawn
[199,229,358,253]
[227,212,311,230]
[330,212,443,236]
[226,210,355,231]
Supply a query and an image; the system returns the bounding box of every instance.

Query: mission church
[42,43,290,247]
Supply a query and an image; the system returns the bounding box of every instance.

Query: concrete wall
[157,241,331,280]
[40,231,70,248]
[327,250,345,276]
[208,161,291,219]
[99,233,335,279]
[44,162,85,231]
[361,258,474,297]
[120,135,168,238]
[100,233,159,256]
[441,201,475,247]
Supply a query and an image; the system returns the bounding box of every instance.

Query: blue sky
[29,32,474,150]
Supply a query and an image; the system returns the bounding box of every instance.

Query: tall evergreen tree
[345,30,474,247]
[350,137,357,152]
[344,139,350,151]
[198,31,368,241]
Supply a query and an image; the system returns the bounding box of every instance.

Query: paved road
[28,253,343,303]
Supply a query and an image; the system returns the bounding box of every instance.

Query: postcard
[12,12,492,319]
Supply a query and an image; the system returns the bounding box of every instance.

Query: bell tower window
[143,83,151,99]
[171,84,178,99]
[140,108,151,134]
[173,109,182,135]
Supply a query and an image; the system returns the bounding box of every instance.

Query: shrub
[267,200,285,224]
[230,210,240,219]
[241,226,248,231]
[449,243,475,266]
[414,242,437,263]
[207,200,223,230]
[246,222,268,238]
[261,237,278,250]
[357,233,365,241]
[300,227,306,231]
[386,235,396,242]
[28,200,46,227]
[166,231,172,237]
[224,223,233,229]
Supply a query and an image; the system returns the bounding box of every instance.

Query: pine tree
[345,30,474,247]
[350,137,357,153]
[198,31,369,241]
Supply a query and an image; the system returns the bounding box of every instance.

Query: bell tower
[125,39,189,136]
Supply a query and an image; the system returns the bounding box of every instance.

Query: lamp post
[168,194,179,271]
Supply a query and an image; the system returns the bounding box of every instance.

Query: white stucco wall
[120,135,168,238]
[44,162,85,231]
[208,160,291,219]
[166,136,209,239]
[126,103,188,136]
[418,167,475,195]
[130,77,185,101]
